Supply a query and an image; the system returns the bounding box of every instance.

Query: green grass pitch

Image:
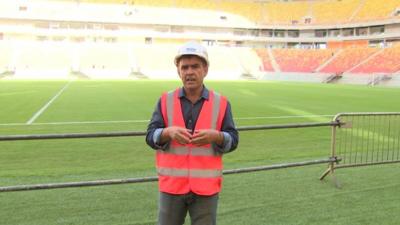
[0,80,399,225]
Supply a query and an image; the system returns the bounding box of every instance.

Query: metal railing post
[320,116,341,187]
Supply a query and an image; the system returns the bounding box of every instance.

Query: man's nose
[186,66,195,74]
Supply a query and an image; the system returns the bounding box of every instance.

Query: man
[146,41,238,225]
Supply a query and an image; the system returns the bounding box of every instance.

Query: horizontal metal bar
[0,122,340,142]
[0,131,147,141]
[223,157,340,175]
[0,176,158,192]
[237,122,340,131]
[0,157,340,192]
[335,160,400,169]
[333,112,400,121]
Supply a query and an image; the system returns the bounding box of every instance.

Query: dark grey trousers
[158,191,219,225]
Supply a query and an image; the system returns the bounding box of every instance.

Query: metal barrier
[0,121,340,192]
[3,113,400,192]
[320,112,400,182]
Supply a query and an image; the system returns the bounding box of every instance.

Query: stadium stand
[255,49,275,72]
[350,44,400,73]
[217,1,263,24]
[312,0,360,24]
[262,1,310,25]
[78,43,131,79]
[320,47,380,74]
[47,0,400,25]
[272,49,335,73]
[211,47,263,80]
[0,0,399,86]
[14,42,72,79]
[0,42,14,74]
[126,44,257,80]
[131,43,177,79]
[230,47,263,78]
[353,0,400,22]
[174,0,216,10]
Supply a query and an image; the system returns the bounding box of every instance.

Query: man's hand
[161,126,192,145]
[191,129,223,146]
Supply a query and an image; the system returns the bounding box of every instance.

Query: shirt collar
[179,86,209,100]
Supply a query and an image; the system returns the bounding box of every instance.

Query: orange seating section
[321,47,379,73]
[255,49,274,72]
[272,49,334,73]
[351,44,400,73]
[256,45,400,74]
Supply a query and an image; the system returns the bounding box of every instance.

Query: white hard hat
[174,41,209,66]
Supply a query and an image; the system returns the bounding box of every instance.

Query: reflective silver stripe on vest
[158,167,222,178]
[159,146,188,155]
[159,146,220,156]
[211,92,221,130]
[158,167,188,177]
[164,89,222,156]
[166,90,175,127]
[190,169,222,178]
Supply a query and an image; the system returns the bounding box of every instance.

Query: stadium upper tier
[1,0,398,26]
[54,0,399,25]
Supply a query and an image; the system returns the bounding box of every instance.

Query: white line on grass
[26,80,72,125]
[0,114,334,127]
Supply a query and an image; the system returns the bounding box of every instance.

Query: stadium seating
[78,43,131,79]
[0,42,14,73]
[259,0,397,25]
[272,49,335,73]
[262,1,310,24]
[351,44,400,74]
[12,0,400,25]
[205,46,243,80]
[217,1,262,23]
[220,47,263,79]
[131,43,177,79]
[312,0,360,24]
[14,42,72,79]
[1,0,400,82]
[353,0,400,21]
[174,0,216,10]
[255,49,275,72]
[320,47,380,74]
[231,48,263,75]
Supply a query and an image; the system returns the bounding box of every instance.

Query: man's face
[177,56,208,92]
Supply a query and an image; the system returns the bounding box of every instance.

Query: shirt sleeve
[212,101,239,154]
[145,98,170,150]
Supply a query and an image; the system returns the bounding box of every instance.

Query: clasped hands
[162,126,223,146]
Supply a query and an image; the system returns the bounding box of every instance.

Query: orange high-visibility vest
[156,88,228,195]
